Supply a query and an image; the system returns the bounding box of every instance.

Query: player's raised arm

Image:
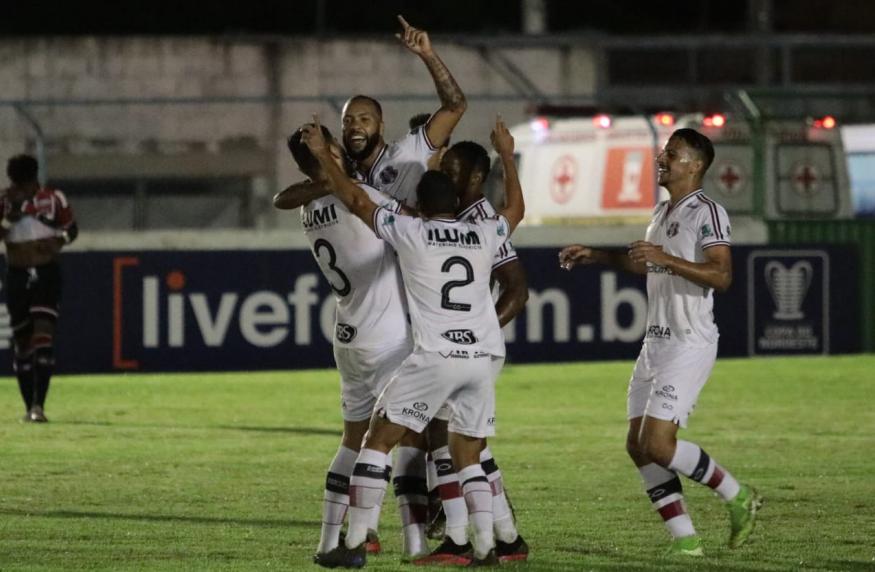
[396,15,466,148]
[491,116,525,234]
[301,117,379,232]
[272,179,330,209]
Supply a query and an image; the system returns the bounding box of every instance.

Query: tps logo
[113,256,336,369]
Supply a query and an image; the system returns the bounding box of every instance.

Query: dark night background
[3,0,875,36]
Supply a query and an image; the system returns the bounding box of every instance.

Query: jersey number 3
[441,256,473,312]
[314,239,351,297]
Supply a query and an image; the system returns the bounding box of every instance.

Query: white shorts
[334,337,413,422]
[627,342,717,428]
[375,348,504,438]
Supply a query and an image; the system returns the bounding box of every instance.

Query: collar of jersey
[364,144,388,184]
[457,196,487,219]
[667,188,703,214]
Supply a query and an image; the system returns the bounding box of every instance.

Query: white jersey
[642,189,731,347]
[372,207,509,357]
[302,183,409,349]
[362,126,437,208]
[458,196,518,270]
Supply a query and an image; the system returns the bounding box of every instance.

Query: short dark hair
[671,128,715,172]
[408,113,431,131]
[417,171,458,216]
[447,141,491,181]
[7,154,39,185]
[286,125,353,179]
[346,95,383,120]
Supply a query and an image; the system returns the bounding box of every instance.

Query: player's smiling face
[656,136,700,188]
[341,99,384,161]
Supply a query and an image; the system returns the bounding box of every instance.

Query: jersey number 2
[314,239,351,296]
[441,256,473,312]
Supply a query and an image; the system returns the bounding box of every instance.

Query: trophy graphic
[765,260,813,320]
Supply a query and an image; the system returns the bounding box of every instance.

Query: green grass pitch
[1,355,874,571]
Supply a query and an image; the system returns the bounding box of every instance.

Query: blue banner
[0,245,860,374]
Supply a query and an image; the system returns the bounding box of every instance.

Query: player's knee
[625,433,646,462]
[641,436,675,467]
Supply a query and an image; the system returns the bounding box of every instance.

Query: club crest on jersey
[700,223,714,238]
[666,221,679,238]
[427,228,481,248]
[441,329,477,345]
[382,213,396,226]
[335,323,357,343]
[379,166,399,185]
[302,204,338,230]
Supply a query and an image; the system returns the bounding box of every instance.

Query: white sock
[393,446,428,557]
[639,463,696,539]
[346,448,387,548]
[434,445,468,545]
[480,446,518,543]
[317,445,358,553]
[366,454,392,534]
[669,440,741,502]
[459,463,494,558]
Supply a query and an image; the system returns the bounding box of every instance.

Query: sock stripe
[707,465,725,488]
[691,449,711,483]
[646,476,683,503]
[435,460,455,477]
[462,475,489,486]
[353,463,387,479]
[657,499,686,521]
[437,482,462,500]
[480,458,499,475]
[325,471,350,495]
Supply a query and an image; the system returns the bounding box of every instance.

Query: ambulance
[489,111,853,224]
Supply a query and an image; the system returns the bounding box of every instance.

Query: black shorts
[5,262,62,332]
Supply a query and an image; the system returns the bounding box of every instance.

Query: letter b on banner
[601,273,646,342]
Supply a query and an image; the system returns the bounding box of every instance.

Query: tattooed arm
[395,14,466,149]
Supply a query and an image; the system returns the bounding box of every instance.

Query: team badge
[335,323,357,343]
[379,166,399,185]
[382,214,395,226]
[666,221,679,238]
[700,223,714,238]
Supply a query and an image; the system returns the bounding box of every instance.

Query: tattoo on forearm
[423,53,465,111]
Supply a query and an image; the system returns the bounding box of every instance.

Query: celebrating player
[415,133,530,565]
[559,128,762,557]
[302,113,524,567]
[274,14,465,210]
[284,125,411,566]
[1,154,78,422]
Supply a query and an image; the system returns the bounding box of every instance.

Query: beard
[344,131,381,162]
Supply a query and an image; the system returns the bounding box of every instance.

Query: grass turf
[1,355,874,571]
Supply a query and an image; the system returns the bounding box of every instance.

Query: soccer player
[415,137,530,565]
[284,125,412,566]
[273,15,465,210]
[558,128,762,557]
[302,114,524,567]
[1,154,78,422]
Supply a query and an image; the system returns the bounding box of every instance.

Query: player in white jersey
[414,139,530,565]
[301,115,525,568]
[283,125,413,566]
[273,15,465,210]
[559,128,762,557]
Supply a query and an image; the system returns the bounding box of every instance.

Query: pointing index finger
[397,14,410,30]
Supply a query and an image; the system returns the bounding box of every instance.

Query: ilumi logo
[301,204,338,230]
[427,228,481,246]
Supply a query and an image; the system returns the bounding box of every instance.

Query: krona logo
[441,329,477,345]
